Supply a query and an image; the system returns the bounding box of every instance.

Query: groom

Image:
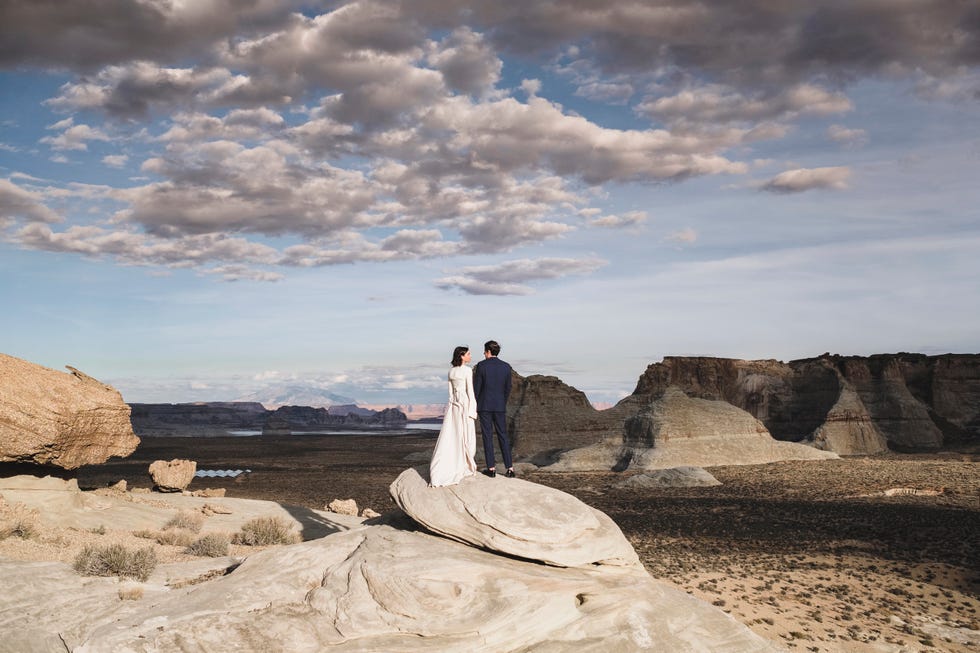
[473,340,515,478]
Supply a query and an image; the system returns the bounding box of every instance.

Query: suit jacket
[473,356,512,412]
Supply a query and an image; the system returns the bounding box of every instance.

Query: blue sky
[2,1,979,407]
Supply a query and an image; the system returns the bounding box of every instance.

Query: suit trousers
[478,410,512,469]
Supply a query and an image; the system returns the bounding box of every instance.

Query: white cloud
[41,121,111,151]
[435,256,606,295]
[102,154,129,167]
[760,167,852,194]
[589,210,647,229]
[637,83,851,128]
[0,179,61,224]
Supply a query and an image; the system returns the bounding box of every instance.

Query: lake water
[225,422,440,437]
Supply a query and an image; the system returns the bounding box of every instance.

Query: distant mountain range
[235,383,356,409]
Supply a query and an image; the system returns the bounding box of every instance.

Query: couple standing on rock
[429,340,514,487]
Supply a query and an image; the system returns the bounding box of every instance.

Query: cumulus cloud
[637,84,851,127]
[398,1,980,84]
[40,119,111,151]
[435,256,606,295]
[760,167,852,194]
[3,0,975,285]
[102,154,129,167]
[0,0,298,70]
[427,27,502,96]
[0,179,62,224]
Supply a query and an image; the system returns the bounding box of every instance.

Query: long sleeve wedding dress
[428,364,478,487]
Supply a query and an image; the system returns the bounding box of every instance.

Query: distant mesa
[128,402,408,437]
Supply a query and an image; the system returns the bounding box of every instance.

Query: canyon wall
[507,353,980,458]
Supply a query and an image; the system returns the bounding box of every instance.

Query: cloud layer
[2,0,978,293]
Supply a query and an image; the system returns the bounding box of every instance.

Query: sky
[1,0,979,408]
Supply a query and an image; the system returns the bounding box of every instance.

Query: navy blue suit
[473,356,513,469]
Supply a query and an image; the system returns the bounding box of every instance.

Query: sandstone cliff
[506,353,979,460]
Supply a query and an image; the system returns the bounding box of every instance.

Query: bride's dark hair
[451,346,469,367]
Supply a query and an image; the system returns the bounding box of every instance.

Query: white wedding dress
[428,364,478,487]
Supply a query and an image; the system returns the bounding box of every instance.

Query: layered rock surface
[544,388,836,472]
[0,353,139,469]
[390,466,638,567]
[0,472,780,652]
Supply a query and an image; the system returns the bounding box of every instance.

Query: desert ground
[6,432,978,653]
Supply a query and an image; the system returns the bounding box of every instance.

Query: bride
[429,345,478,487]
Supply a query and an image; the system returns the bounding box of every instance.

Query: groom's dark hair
[484,340,501,356]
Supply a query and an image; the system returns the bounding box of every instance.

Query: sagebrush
[233,516,299,546]
[164,510,204,533]
[73,544,157,581]
[186,533,231,557]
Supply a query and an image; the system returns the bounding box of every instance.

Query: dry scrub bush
[233,516,300,546]
[164,510,204,533]
[155,529,194,547]
[73,544,157,582]
[186,533,231,557]
[0,504,40,541]
[133,528,194,547]
[118,585,144,601]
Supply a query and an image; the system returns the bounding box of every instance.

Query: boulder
[149,458,196,492]
[389,466,638,568]
[0,353,139,469]
[327,498,358,516]
[615,466,721,489]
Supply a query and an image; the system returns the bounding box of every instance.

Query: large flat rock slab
[5,524,780,653]
[0,474,364,538]
[389,466,638,568]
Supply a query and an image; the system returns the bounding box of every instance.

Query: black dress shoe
[483,469,496,478]
[505,469,516,478]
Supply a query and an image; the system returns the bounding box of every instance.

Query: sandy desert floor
[6,433,977,652]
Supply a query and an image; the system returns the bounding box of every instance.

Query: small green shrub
[186,533,231,557]
[163,510,204,533]
[233,516,299,546]
[90,524,107,535]
[73,544,158,581]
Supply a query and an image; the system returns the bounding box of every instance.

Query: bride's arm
[465,366,477,420]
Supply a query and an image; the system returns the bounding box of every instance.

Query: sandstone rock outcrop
[544,388,837,472]
[0,471,779,652]
[625,354,980,452]
[0,353,139,469]
[148,458,196,492]
[390,466,638,568]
